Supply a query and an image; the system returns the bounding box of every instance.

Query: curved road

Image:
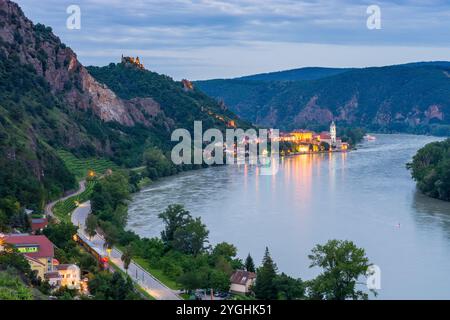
[72,201,181,300]
[45,180,86,220]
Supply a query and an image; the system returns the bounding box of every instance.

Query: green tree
[178,270,206,292]
[88,271,139,300]
[253,247,278,300]
[408,139,450,201]
[158,204,192,246]
[121,246,133,274]
[274,273,305,300]
[43,222,78,249]
[212,242,237,261]
[172,217,209,255]
[85,214,98,240]
[245,253,255,272]
[103,232,116,253]
[307,239,374,300]
[208,269,231,293]
[143,147,173,179]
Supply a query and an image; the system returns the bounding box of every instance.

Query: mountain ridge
[196,62,450,134]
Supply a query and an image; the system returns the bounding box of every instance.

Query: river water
[127,134,450,299]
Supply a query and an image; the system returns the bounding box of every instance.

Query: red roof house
[4,235,54,260]
[320,132,331,140]
[31,218,48,233]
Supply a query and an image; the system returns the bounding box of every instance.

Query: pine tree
[245,253,255,272]
[253,247,278,299]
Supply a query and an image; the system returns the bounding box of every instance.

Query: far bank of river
[127,134,450,299]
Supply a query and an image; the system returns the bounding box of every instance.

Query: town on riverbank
[275,122,351,155]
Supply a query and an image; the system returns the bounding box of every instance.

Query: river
[127,134,450,299]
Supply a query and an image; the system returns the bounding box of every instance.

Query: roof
[56,264,79,271]
[44,272,61,280]
[25,256,46,267]
[292,129,313,134]
[4,235,54,259]
[320,132,331,140]
[230,270,256,285]
[31,218,48,231]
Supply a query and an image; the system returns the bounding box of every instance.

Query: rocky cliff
[0,0,156,126]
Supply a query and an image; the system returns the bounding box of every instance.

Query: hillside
[0,0,245,213]
[197,64,450,134]
[235,67,352,82]
[87,63,247,136]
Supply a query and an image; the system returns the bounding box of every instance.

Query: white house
[230,270,256,295]
[56,264,81,290]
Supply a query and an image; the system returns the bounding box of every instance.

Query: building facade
[4,234,55,279]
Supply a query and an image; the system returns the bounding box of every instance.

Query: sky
[14,0,450,80]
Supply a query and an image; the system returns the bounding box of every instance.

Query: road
[45,180,86,220]
[72,201,181,300]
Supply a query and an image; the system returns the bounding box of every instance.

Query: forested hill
[0,0,245,214]
[235,67,353,82]
[197,63,450,134]
[87,63,247,135]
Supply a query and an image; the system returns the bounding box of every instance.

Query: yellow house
[4,235,55,279]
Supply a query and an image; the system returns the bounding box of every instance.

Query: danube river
[127,134,450,299]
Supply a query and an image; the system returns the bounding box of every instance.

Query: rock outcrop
[0,0,154,127]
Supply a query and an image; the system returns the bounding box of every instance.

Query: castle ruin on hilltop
[121,55,144,69]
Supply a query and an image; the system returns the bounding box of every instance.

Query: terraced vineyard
[57,150,119,180]
[53,181,96,223]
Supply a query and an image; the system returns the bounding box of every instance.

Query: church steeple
[330,121,337,146]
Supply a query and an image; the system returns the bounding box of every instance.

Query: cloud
[13,0,450,79]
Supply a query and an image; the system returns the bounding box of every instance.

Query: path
[45,180,86,220]
[72,201,181,300]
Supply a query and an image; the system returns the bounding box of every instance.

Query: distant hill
[235,67,353,82]
[197,63,450,134]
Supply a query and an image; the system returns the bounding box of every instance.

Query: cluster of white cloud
[14,0,450,79]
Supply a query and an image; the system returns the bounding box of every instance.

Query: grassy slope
[132,257,181,290]
[57,150,118,181]
[0,270,34,300]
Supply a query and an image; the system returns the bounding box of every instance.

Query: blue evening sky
[14,0,450,80]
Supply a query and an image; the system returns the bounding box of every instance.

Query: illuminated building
[181,79,194,91]
[56,264,81,290]
[330,121,337,146]
[121,55,144,69]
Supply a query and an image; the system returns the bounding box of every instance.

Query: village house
[230,270,257,295]
[31,217,48,234]
[3,234,55,279]
[2,234,82,291]
[55,264,81,290]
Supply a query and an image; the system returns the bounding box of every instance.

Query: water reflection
[127,134,450,299]
[412,190,450,239]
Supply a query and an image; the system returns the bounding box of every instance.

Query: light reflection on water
[127,134,450,299]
